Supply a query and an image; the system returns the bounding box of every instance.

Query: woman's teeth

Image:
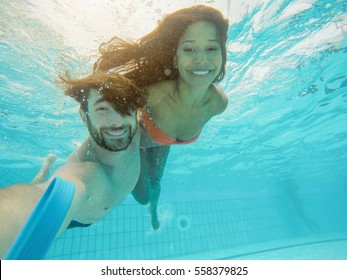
[192,70,210,75]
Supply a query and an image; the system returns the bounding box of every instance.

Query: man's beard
[86,116,136,152]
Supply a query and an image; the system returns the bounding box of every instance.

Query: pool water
[43,192,347,260]
[1,0,347,260]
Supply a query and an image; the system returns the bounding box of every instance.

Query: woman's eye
[207,46,219,51]
[183,47,194,52]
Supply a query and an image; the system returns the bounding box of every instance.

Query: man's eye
[96,107,109,111]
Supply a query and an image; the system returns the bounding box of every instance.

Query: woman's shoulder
[146,80,175,105]
[146,80,175,93]
[210,84,228,115]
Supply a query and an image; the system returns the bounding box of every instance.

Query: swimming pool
[1,0,346,260]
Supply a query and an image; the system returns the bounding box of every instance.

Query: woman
[95,5,229,229]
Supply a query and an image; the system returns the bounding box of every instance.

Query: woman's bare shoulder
[146,80,175,94]
[146,80,176,105]
[211,84,228,115]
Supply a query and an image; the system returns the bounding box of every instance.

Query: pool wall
[44,186,347,260]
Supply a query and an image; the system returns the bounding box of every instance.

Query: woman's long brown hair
[94,5,229,88]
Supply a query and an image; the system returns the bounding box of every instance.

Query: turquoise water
[1,0,347,259]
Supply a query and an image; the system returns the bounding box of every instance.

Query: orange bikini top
[142,110,200,146]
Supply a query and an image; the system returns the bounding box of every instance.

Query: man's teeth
[105,129,126,136]
[192,70,210,75]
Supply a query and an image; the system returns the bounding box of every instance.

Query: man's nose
[108,110,124,126]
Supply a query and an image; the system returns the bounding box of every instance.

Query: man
[0,71,146,258]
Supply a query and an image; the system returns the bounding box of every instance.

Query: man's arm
[31,154,56,184]
[0,183,45,258]
[0,164,87,259]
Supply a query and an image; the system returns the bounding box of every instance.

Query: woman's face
[175,21,223,88]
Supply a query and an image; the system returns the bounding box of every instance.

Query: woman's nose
[194,50,208,64]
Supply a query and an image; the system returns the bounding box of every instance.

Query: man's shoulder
[55,161,103,183]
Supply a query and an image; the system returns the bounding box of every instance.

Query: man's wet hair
[60,71,147,115]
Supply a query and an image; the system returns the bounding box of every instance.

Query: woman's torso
[140,80,228,147]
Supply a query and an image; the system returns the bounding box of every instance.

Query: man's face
[83,89,137,152]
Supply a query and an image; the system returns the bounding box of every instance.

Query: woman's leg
[132,145,170,230]
[132,149,151,205]
[147,145,170,230]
